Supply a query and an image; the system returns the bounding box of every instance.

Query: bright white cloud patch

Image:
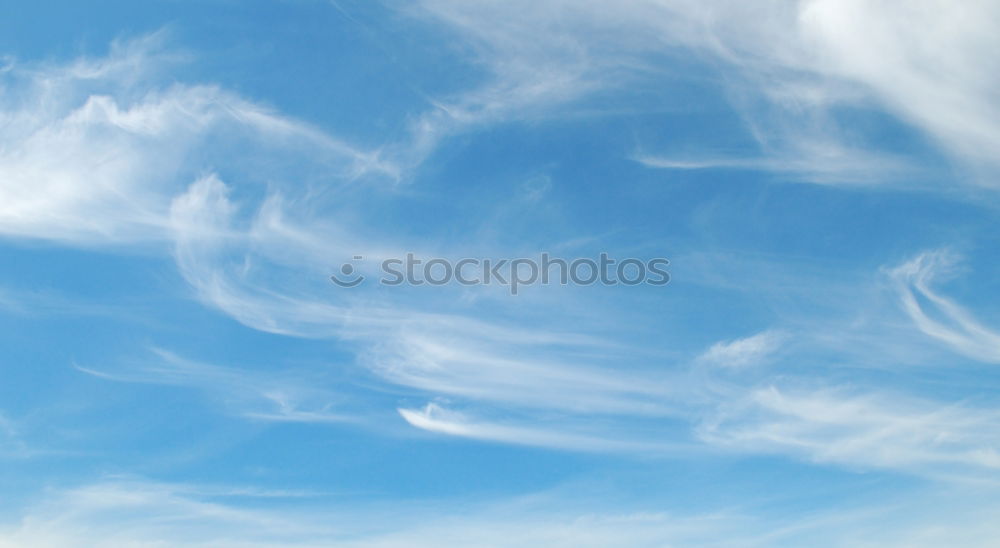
[0,36,389,245]
[698,331,785,368]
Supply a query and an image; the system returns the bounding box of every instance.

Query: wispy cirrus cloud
[409,0,1000,185]
[398,402,687,454]
[633,144,914,185]
[0,477,749,547]
[6,476,1000,547]
[699,385,1000,474]
[75,348,355,425]
[887,250,1000,364]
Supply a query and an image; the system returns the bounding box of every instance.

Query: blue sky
[2,1,1000,546]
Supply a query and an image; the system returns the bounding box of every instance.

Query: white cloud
[633,143,913,185]
[0,477,754,547]
[887,250,1000,363]
[698,330,785,368]
[398,402,685,454]
[797,0,1000,171]
[699,385,1000,473]
[367,326,680,416]
[0,479,339,548]
[5,476,1000,547]
[0,35,391,246]
[413,0,1000,184]
[76,348,354,424]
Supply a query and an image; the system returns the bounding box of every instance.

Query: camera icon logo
[330,256,365,288]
